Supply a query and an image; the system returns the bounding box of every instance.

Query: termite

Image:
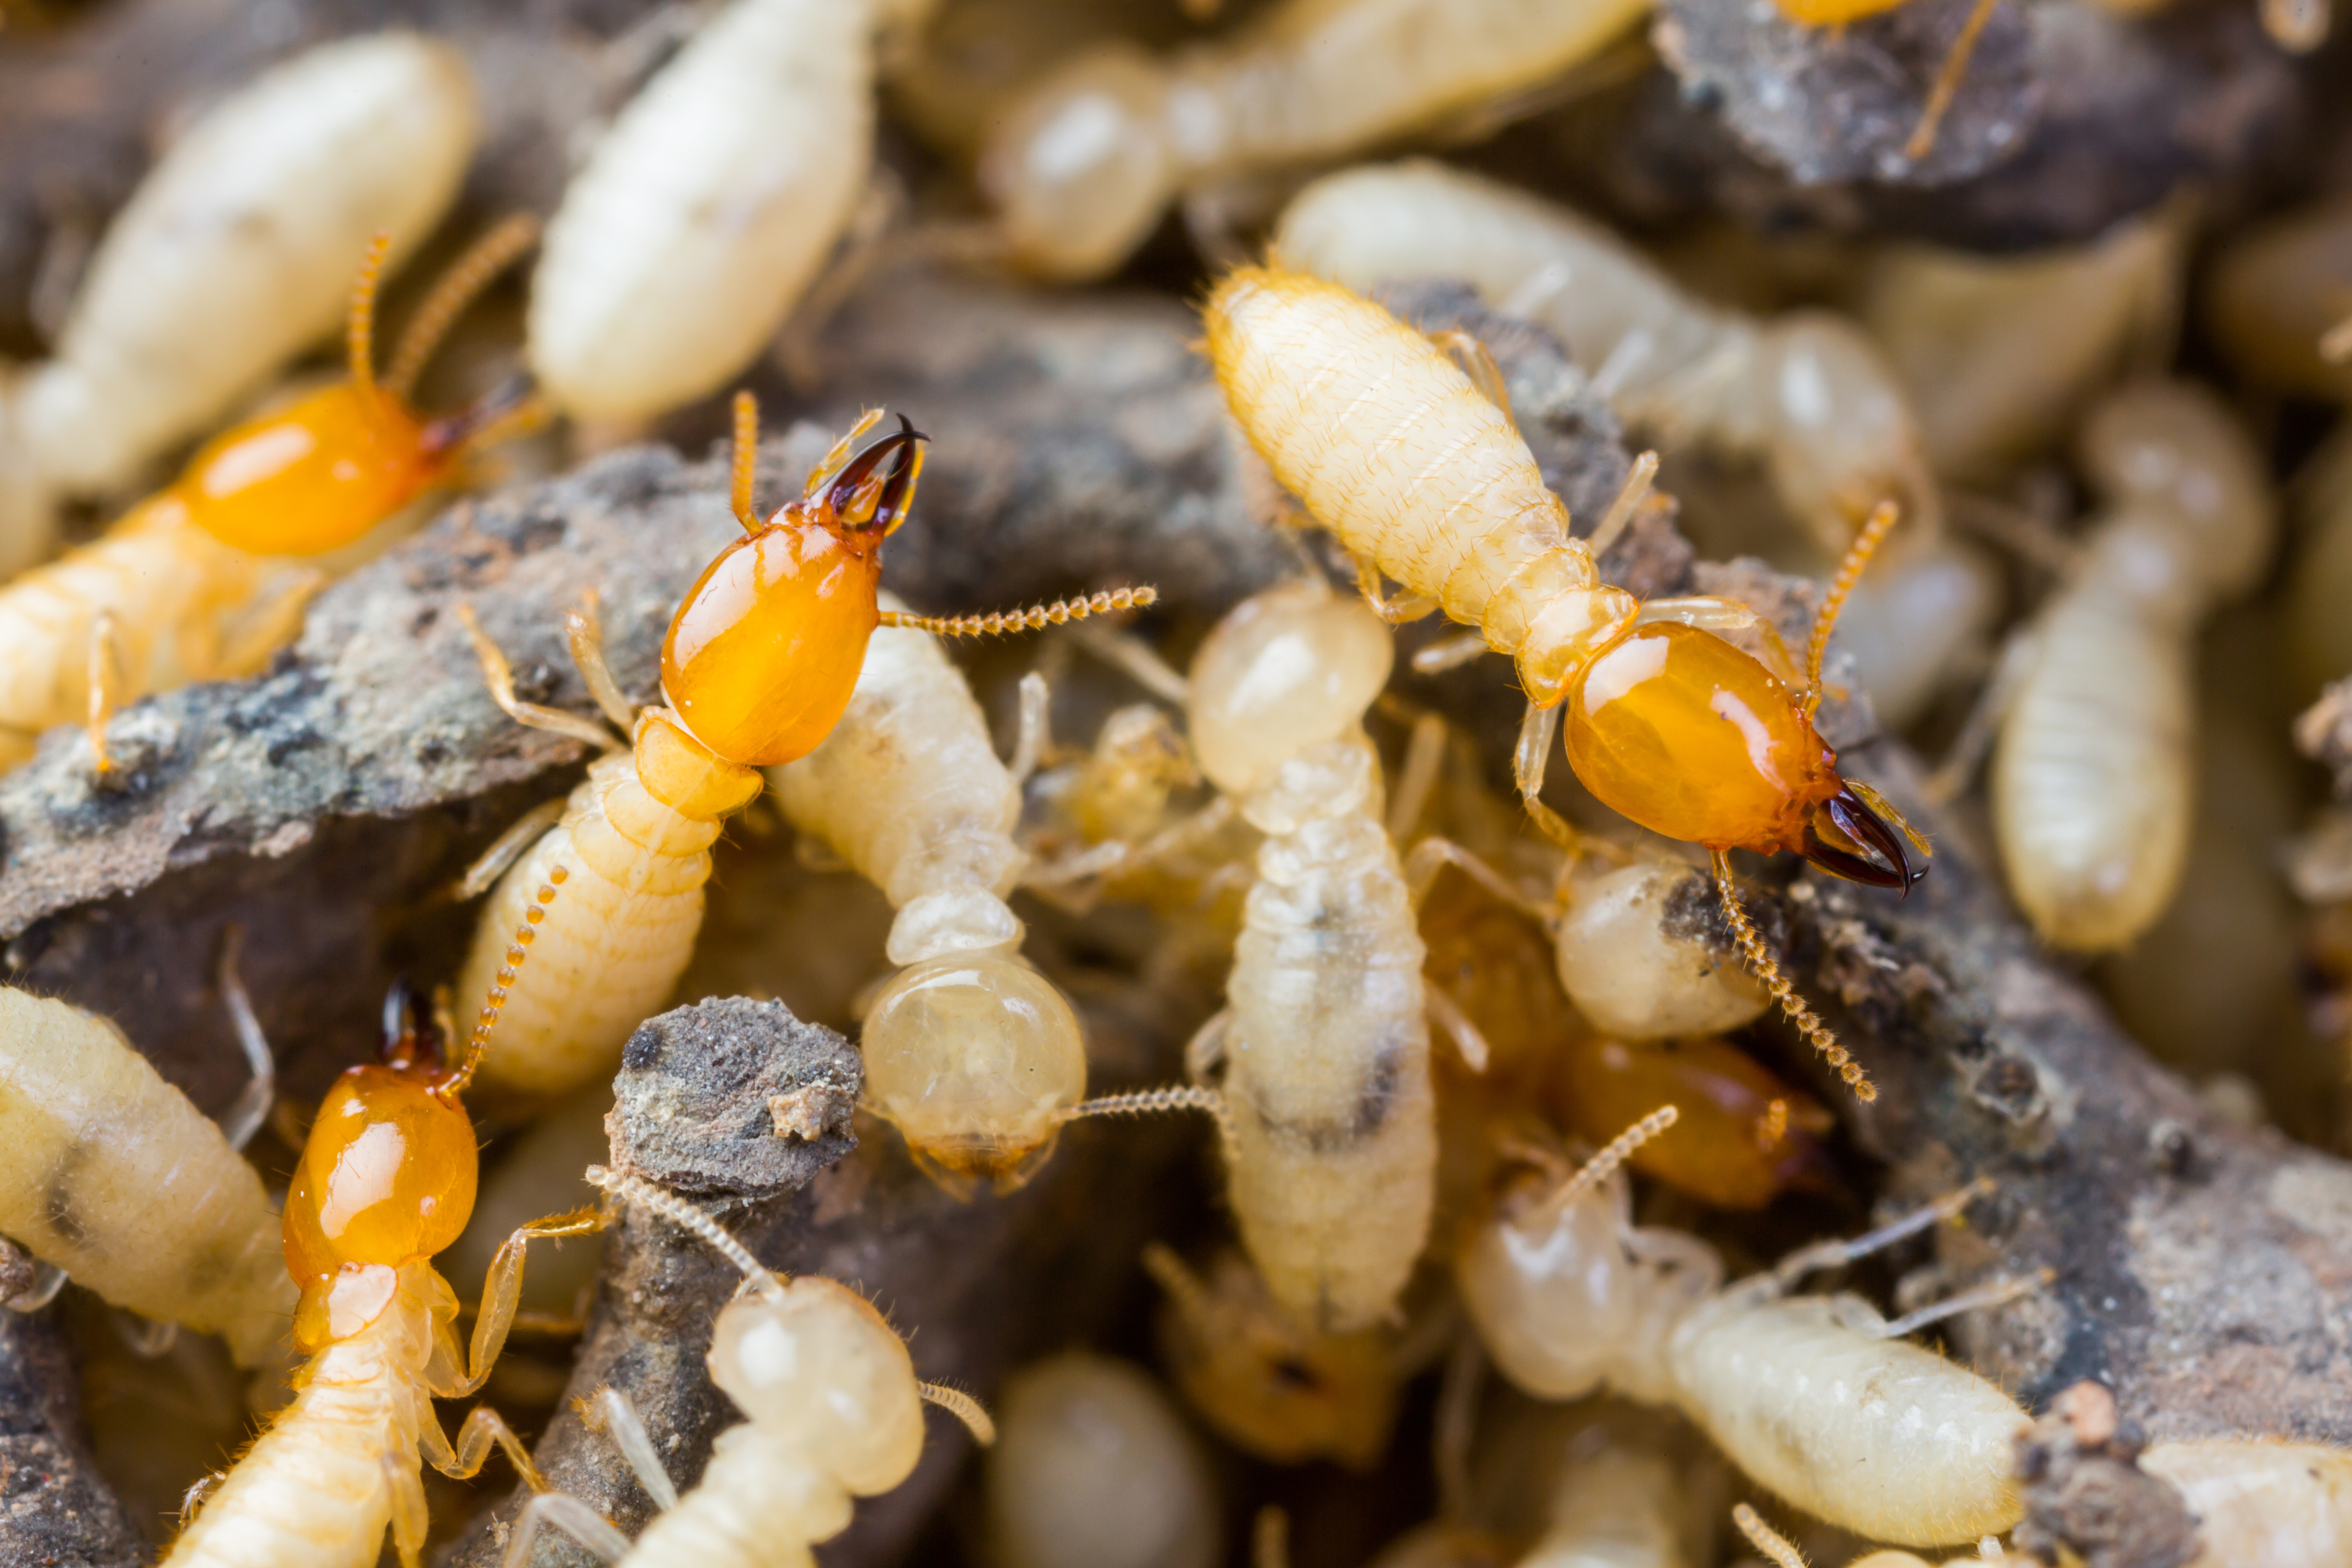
[2138,1441,2352,1568]
[1457,1109,2034,1546]
[455,393,1143,1102]
[775,592,1149,1194]
[1140,1243,1400,1470]
[1273,160,1939,555]
[17,32,479,565]
[163,976,601,1568]
[1732,1501,1997,1568]
[1979,381,2275,951]
[495,1165,995,1568]
[0,984,290,1367]
[1205,265,1928,1102]
[0,216,541,775]
[984,1351,1222,1568]
[976,0,1652,281]
[529,0,931,422]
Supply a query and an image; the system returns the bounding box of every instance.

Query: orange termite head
[660,414,929,768]
[282,982,479,1350]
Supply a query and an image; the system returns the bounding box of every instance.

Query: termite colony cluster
[0,2,2349,1568]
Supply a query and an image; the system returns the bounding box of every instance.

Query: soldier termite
[528,0,932,423]
[975,0,1652,281]
[13,32,479,572]
[984,1352,1222,1568]
[493,1165,995,1568]
[0,986,291,1367]
[1975,382,2276,951]
[1457,1111,2037,1546]
[455,392,1147,1103]
[0,218,541,775]
[1204,265,1929,1102]
[162,981,599,1568]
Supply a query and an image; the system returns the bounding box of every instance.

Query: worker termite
[1205,265,1928,1102]
[984,1351,1222,1568]
[976,0,1652,281]
[0,216,541,775]
[529,0,933,422]
[2136,1440,2352,1568]
[0,986,292,1368]
[162,977,600,1568]
[456,392,1146,1102]
[1973,381,2275,951]
[1457,1109,2036,1545]
[1273,161,1939,554]
[16,31,479,566]
[494,1165,995,1568]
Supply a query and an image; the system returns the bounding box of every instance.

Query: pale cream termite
[1730,1502,1995,1568]
[2138,1440,2352,1568]
[1988,381,2276,951]
[774,596,1089,1194]
[494,1166,995,1568]
[0,987,292,1368]
[1272,160,1939,552]
[529,0,930,422]
[1457,1110,2035,1546]
[976,0,1651,281]
[984,1351,1222,1568]
[1515,1409,1711,1568]
[17,32,479,550]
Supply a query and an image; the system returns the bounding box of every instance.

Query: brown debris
[2015,1380,2199,1568]
[0,1307,140,1568]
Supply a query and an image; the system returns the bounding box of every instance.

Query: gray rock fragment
[607,996,860,1197]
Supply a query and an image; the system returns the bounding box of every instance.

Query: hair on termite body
[454,392,1153,1105]
[1202,265,1927,1102]
[163,968,600,1568]
[488,1166,996,1568]
[0,216,542,776]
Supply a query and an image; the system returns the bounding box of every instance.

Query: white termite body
[985,1352,1221,1568]
[1992,381,2276,951]
[529,0,881,422]
[0,987,291,1366]
[979,0,1651,281]
[1273,161,1938,552]
[1185,581,1436,1332]
[2140,1441,2352,1568]
[1519,1430,1695,1568]
[775,597,1087,1193]
[1457,1145,2027,1546]
[1548,860,1768,1041]
[20,34,477,507]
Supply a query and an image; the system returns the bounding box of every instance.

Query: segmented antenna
[1550,1105,1678,1212]
[1804,499,1899,719]
[1731,1504,1808,1568]
[731,390,762,532]
[444,864,568,1096]
[585,1165,780,1295]
[879,587,1158,639]
[1712,852,1876,1102]
[917,1381,998,1444]
[348,232,392,407]
[1063,1083,1236,1166]
[384,213,541,399]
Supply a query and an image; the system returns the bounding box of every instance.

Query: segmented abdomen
[457,754,719,1101]
[625,1426,849,1568]
[1223,808,1434,1332]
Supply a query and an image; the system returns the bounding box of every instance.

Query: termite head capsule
[180,382,457,557]
[661,416,927,767]
[709,1277,925,1494]
[1563,624,1926,890]
[1186,582,1392,798]
[282,991,478,1350]
[980,45,1173,282]
[860,952,1088,1196]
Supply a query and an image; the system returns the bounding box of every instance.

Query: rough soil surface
[0,1307,138,1568]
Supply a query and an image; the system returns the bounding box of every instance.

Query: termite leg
[111,1309,176,1357]
[1348,552,1439,625]
[1711,852,1875,1102]
[385,1450,430,1568]
[1511,700,1583,853]
[1008,672,1049,788]
[455,604,628,753]
[1431,1334,1484,1523]
[1924,627,2035,804]
[585,1386,679,1509]
[1424,328,1517,432]
[565,588,638,732]
[1584,450,1660,561]
[1386,710,1450,842]
[454,798,568,902]
[1401,836,1552,921]
[1753,1176,1996,1300]
[1801,499,1900,720]
[1183,1009,1230,1082]
[215,927,275,1154]
[429,1402,551,1490]
[438,1209,608,1398]
[1072,621,1192,706]
[178,1472,223,1528]
[729,390,763,531]
[214,569,330,678]
[1424,982,1491,1074]
[1408,634,1492,677]
[1903,0,2003,162]
[498,1492,632,1568]
[1873,1267,2053,1339]
[1254,1506,1292,1568]
[85,607,121,773]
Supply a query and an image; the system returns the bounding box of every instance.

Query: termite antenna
[1060,1083,1238,1165]
[585,1165,784,1296]
[1755,1096,1790,1152]
[731,390,762,532]
[1139,1243,1214,1324]
[1549,1105,1677,1211]
[384,213,542,401]
[443,858,568,1096]
[1254,1506,1292,1568]
[1711,851,1877,1102]
[1585,449,1659,561]
[1804,499,1899,719]
[917,1381,999,1445]
[347,231,392,410]
[1731,1503,1809,1568]
[1903,0,2002,163]
[878,587,1160,639]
